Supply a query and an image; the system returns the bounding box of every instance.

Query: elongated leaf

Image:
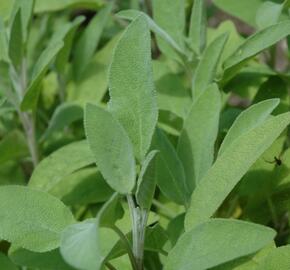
[73,3,112,80]
[84,104,136,194]
[256,1,284,29]
[152,0,185,61]
[61,220,118,270]
[0,185,75,252]
[29,140,94,191]
[109,15,158,162]
[189,0,206,55]
[153,128,189,205]
[117,10,186,56]
[164,219,276,270]
[0,253,17,270]
[21,41,64,111]
[256,245,290,270]
[9,247,74,270]
[54,16,84,74]
[50,168,113,206]
[136,150,158,209]
[9,9,22,70]
[42,102,83,140]
[218,98,279,156]
[177,84,221,191]
[224,20,290,79]
[192,34,228,99]
[0,18,9,62]
[185,112,290,230]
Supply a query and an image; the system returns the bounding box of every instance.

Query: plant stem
[127,195,148,270]
[112,225,138,270]
[18,57,39,168]
[105,262,118,270]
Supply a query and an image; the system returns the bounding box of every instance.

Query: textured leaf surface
[218,99,279,156]
[109,15,158,162]
[256,245,290,270]
[224,20,290,77]
[73,3,112,80]
[84,104,136,194]
[189,0,206,54]
[256,1,283,29]
[21,41,64,111]
[61,220,118,270]
[153,129,189,205]
[185,112,290,230]
[29,140,94,191]
[0,186,75,252]
[192,34,228,99]
[164,219,276,270]
[136,150,158,209]
[177,84,221,191]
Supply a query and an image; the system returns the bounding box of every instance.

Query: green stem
[152,199,175,219]
[105,262,118,270]
[127,195,148,270]
[112,225,138,270]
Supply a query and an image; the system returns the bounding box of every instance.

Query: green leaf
[60,220,118,270]
[109,15,158,162]
[213,0,263,27]
[0,17,9,62]
[256,1,284,29]
[185,112,290,230]
[29,140,94,191]
[164,219,276,270]
[84,104,136,194]
[218,98,280,156]
[21,40,64,111]
[9,247,74,270]
[0,252,17,270]
[42,102,83,140]
[0,185,75,252]
[117,10,186,56]
[189,0,206,55]
[54,16,85,74]
[153,128,189,205]
[152,0,186,61]
[0,130,28,165]
[50,168,113,206]
[224,20,290,80]
[177,84,221,191]
[73,3,112,80]
[256,245,290,270]
[136,150,158,209]
[192,34,228,99]
[9,9,23,70]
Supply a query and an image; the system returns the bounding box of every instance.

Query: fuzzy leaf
[84,104,136,194]
[29,140,94,191]
[0,185,75,252]
[73,3,112,80]
[192,34,228,99]
[218,98,279,156]
[153,128,189,205]
[189,0,206,55]
[224,20,290,79]
[164,219,276,270]
[21,41,64,111]
[185,112,290,230]
[177,84,221,191]
[109,15,158,162]
[136,150,158,209]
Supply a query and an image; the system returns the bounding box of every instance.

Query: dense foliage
[1,0,290,269]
